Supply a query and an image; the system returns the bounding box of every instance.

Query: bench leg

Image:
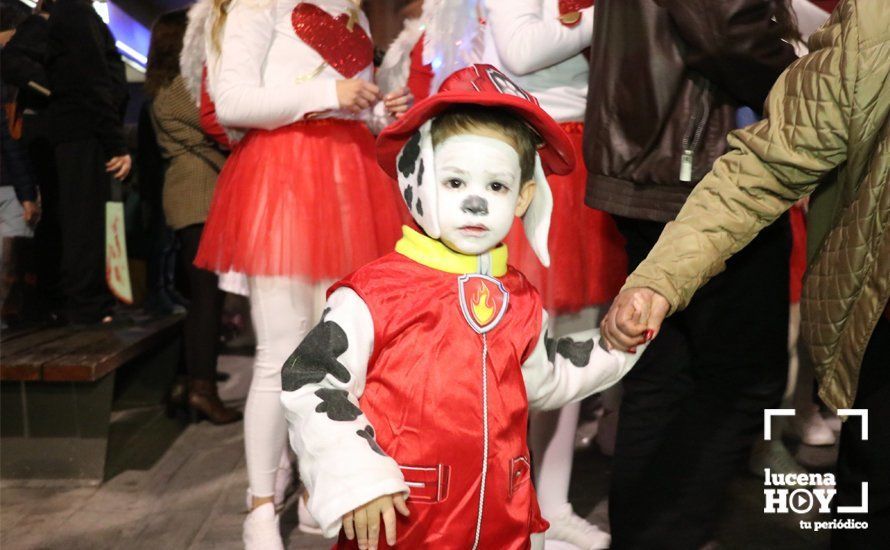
[1,374,115,482]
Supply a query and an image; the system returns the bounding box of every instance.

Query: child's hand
[342,493,410,550]
[382,87,413,119]
[337,79,381,113]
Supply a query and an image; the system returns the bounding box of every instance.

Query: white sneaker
[298,492,324,535]
[791,407,837,446]
[545,504,611,550]
[243,502,285,550]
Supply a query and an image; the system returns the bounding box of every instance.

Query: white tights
[245,276,331,498]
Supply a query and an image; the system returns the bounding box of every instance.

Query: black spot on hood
[397,131,422,177]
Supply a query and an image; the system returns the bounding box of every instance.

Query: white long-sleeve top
[211,0,376,131]
[482,0,593,122]
[281,286,641,537]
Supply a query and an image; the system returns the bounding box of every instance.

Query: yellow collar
[395,226,508,277]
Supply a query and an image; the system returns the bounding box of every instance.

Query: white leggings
[245,276,330,498]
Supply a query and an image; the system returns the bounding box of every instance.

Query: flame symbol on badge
[472,284,494,326]
[458,274,508,334]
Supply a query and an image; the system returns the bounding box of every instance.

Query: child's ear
[515,180,536,217]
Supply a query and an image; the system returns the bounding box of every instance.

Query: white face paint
[434,134,524,255]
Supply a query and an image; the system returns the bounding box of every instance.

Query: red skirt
[504,123,627,313]
[195,119,405,281]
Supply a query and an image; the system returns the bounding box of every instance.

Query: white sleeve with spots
[280,287,408,538]
[521,309,645,411]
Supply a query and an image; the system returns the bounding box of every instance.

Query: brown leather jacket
[583,0,797,222]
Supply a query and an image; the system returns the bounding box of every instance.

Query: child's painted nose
[461,196,489,216]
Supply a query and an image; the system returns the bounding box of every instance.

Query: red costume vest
[330,250,548,549]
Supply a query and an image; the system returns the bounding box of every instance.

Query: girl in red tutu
[379,2,625,547]
[191,2,411,548]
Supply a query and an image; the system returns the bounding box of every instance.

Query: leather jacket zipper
[680,81,712,182]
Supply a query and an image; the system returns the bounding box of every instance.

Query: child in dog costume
[280,64,643,550]
[378,6,625,547]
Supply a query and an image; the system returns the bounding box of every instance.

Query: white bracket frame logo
[763,408,869,513]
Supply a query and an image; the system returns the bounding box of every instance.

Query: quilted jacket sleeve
[624,0,872,313]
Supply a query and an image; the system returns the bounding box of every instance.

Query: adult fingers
[384,86,408,99]
[354,96,371,111]
[361,81,381,97]
[646,293,671,339]
[601,310,633,351]
[367,506,381,550]
[393,494,410,516]
[358,87,378,103]
[602,304,642,351]
[354,508,369,550]
[616,292,643,329]
[115,162,131,180]
[343,511,356,540]
[615,292,648,342]
[632,291,652,325]
[385,96,411,110]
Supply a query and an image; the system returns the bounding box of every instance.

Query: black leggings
[177,224,223,382]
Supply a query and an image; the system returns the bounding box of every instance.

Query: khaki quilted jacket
[624,0,889,411]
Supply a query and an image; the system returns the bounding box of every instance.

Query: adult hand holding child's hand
[342,493,410,550]
[601,287,670,352]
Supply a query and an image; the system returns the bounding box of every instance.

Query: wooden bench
[1,314,184,481]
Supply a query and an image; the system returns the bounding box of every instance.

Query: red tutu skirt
[195,119,405,281]
[504,123,627,313]
[789,204,807,304]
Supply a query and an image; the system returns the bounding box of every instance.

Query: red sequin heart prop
[291,3,373,78]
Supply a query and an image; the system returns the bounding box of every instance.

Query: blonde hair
[210,0,231,53]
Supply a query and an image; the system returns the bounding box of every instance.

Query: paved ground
[1,355,833,550]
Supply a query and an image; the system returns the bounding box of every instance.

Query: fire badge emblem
[458,274,510,334]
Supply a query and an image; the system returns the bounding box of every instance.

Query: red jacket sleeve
[200,68,231,150]
[406,37,434,102]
